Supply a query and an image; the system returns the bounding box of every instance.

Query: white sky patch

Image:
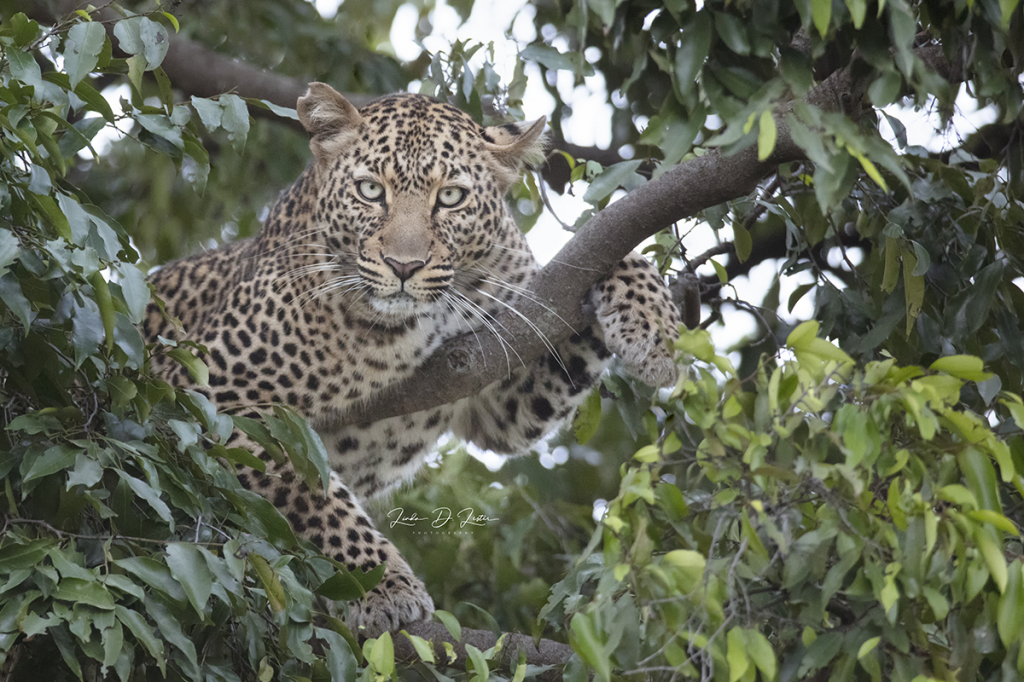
[313,0,343,18]
[882,83,999,153]
[80,83,135,159]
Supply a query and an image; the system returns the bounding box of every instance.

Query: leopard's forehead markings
[347,94,486,191]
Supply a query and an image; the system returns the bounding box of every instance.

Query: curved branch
[397,622,573,682]
[334,50,959,426]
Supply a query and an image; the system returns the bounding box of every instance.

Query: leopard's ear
[297,82,363,160]
[482,117,548,186]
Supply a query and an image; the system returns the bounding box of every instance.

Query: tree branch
[397,622,573,682]
[24,0,953,423]
[334,49,957,426]
[19,0,631,182]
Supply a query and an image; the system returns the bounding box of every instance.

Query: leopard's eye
[437,186,467,208]
[357,180,385,202]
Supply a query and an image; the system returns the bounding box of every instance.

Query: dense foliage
[0,0,1023,681]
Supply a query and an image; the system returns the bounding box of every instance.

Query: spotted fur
[144,83,681,636]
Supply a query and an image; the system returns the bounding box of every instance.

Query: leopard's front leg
[232,434,434,637]
[452,253,680,453]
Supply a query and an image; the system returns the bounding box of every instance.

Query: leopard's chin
[369,291,433,318]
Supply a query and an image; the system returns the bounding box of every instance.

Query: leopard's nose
[384,257,426,282]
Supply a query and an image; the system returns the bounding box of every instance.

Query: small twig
[5,517,229,547]
[685,243,734,274]
[538,174,575,232]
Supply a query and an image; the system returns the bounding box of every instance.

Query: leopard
[143,82,682,637]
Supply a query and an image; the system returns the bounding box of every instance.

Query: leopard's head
[296,83,545,319]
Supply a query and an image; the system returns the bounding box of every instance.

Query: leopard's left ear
[482,117,548,184]
[297,82,363,162]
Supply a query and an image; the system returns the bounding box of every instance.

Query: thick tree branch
[23,0,953,422]
[332,44,952,426]
[397,622,573,682]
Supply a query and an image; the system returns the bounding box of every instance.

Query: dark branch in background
[19,0,631,188]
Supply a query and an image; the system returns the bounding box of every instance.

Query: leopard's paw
[345,566,435,638]
[594,254,681,387]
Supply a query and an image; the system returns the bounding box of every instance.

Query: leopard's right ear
[297,82,363,160]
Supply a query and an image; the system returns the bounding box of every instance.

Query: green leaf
[788,283,814,313]
[7,13,40,46]
[116,606,165,675]
[21,444,78,483]
[7,49,44,91]
[88,271,115,351]
[64,22,106,88]
[726,627,749,682]
[115,470,174,528]
[167,347,209,386]
[969,509,1019,535]
[848,147,889,192]
[902,248,923,337]
[315,626,358,682]
[674,11,712,102]
[434,610,462,642]
[520,44,594,76]
[399,631,436,664]
[0,540,56,572]
[67,452,103,488]
[930,355,992,382]
[101,620,123,672]
[57,116,106,158]
[54,578,115,610]
[74,80,115,121]
[367,632,395,677]
[0,274,35,332]
[465,643,489,682]
[811,0,831,36]
[569,612,610,682]
[585,0,616,27]
[976,527,1008,593]
[107,375,138,411]
[998,562,1024,646]
[166,544,214,617]
[113,17,168,70]
[845,0,867,28]
[250,553,286,612]
[757,111,777,161]
[0,230,18,277]
[857,636,880,659]
[139,17,169,69]
[573,389,601,444]
[145,596,200,679]
[1001,0,1021,27]
[714,13,751,55]
[135,113,183,149]
[733,222,752,263]
[582,160,642,204]
[117,264,150,324]
[191,97,223,132]
[888,0,916,75]
[317,568,371,601]
[711,259,728,283]
[219,94,250,152]
[747,630,777,680]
